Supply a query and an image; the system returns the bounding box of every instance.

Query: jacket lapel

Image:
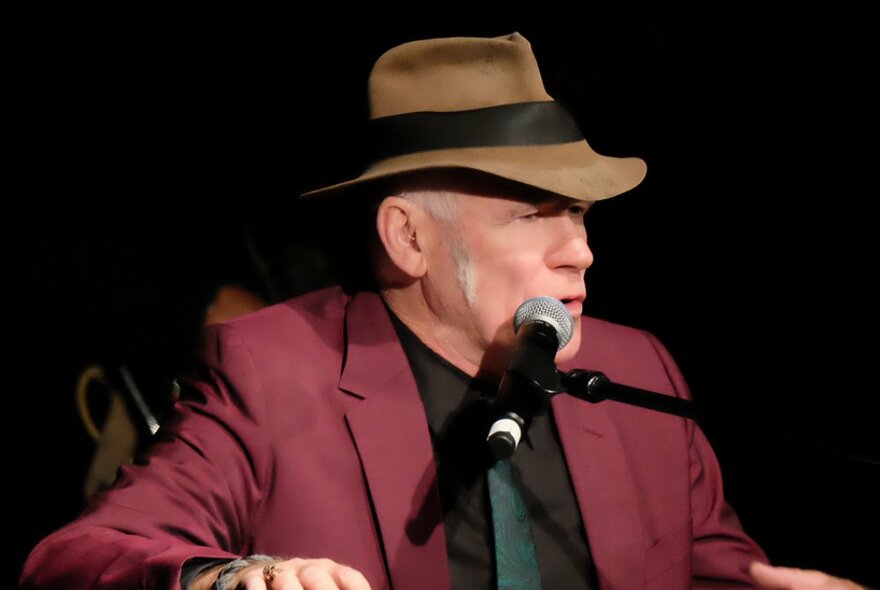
[339,292,450,589]
[553,394,648,590]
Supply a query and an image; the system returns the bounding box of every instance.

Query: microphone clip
[559,369,612,403]
[487,366,564,461]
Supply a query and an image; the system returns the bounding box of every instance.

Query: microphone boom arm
[559,368,699,420]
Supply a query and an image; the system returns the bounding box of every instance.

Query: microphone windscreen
[513,296,573,350]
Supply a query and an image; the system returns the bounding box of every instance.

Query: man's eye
[568,205,587,216]
[515,207,539,218]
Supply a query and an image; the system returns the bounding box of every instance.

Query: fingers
[236,562,303,590]
[749,561,865,590]
[236,565,270,589]
[297,562,340,590]
[332,564,371,590]
[292,558,371,590]
[236,557,371,590]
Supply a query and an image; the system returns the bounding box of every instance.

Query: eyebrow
[504,197,593,217]
[525,196,593,209]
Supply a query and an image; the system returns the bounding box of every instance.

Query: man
[21,33,865,590]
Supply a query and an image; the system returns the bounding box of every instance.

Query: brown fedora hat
[302,32,646,201]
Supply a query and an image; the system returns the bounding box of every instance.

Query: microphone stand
[559,368,699,420]
[489,369,880,466]
[495,368,878,468]
[557,369,880,467]
[487,367,699,460]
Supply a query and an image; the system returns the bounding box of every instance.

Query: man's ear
[376,196,427,279]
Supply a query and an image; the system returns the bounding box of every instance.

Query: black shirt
[390,313,598,589]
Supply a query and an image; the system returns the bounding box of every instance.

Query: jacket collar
[552,391,648,590]
[339,291,451,589]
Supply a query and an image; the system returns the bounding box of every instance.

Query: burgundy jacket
[21,288,766,589]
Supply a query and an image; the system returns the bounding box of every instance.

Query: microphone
[487,296,573,460]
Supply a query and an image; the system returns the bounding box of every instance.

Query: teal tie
[487,458,542,590]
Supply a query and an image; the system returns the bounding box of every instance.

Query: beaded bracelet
[212,554,279,590]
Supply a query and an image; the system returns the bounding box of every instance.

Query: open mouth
[560,298,583,317]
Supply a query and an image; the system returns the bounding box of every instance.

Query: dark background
[10,5,878,588]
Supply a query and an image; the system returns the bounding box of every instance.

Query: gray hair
[398,189,460,223]
[398,190,476,308]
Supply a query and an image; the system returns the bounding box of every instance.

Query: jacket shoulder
[196,286,350,385]
[567,315,687,398]
[198,286,348,358]
[223,286,349,335]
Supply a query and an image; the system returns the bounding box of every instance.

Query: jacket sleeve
[644,330,769,587]
[20,323,274,589]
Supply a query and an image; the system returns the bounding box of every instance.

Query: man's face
[420,191,593,374]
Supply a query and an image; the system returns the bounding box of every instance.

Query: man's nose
[550,218,594,271]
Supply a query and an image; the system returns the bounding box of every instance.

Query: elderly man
[21,33,865,590]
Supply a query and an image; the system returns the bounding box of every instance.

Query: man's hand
[750,561,865,589]
[194,557,372,590]
[230,557,371,589]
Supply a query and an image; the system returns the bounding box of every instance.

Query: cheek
[469,249,548,345]
[474,254,544,304]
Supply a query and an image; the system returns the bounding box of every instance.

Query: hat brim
[301,140,646,202]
